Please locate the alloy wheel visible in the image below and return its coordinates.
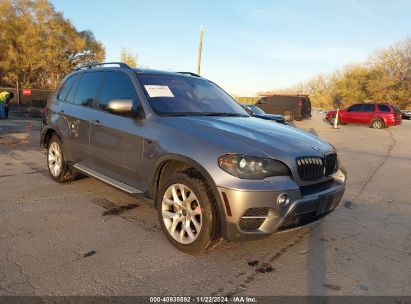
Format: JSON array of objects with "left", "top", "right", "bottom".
[
  {"left": 161, "top": 183, "right": 202, "bottom": 244},
  {"left": 48, "top": 142, "right": 63, "bottom": 177},
  {"left": 373, "top": 120, "right": 383, "bottom": 129}
]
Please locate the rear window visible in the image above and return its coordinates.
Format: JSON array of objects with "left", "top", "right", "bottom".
[
  {"left": 248, "top": 105, "right": 265, "bottom": 115},
  {"left": 378, "top": 105, "right": 391, "bottom": 112},
  {"left": 58, "top": 75, "right": 79, "bottom": 102},
  {"left": 392, "top": 105, "right": 401, "bottom": 113}
]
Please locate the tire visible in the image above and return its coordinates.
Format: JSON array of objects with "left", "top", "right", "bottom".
[
  {"left": 157, "top": 170, "right": 222, "bottom": 255},
  {"left": 371, "top": 119, "right": 384, "bottom": 129},
  {"left": 330, "top": 116, "right": 337, "bottom": 125},
  {"left": 284, "top": 111, "right": 294, "bottom": 122},
  {"left": 47, "top": 135, "right": 76, "bottom": 183}
]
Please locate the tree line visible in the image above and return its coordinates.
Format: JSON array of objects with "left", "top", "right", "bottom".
[
  {"left": 0, "top": 0, "right": 105, "bottom": 89},
  {"left": 263, "top": 38, "right": 411, "bottom": 110}
]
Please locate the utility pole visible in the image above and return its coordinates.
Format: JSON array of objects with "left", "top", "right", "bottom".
[{"left": 197, "top": 25, "right": 204, "bottom": 75}]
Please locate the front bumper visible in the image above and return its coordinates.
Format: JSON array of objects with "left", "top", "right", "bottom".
[{"left": 218, "top": 169, "right": 346, "bottom": 241}]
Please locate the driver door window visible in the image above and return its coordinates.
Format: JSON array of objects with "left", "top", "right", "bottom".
[
  {"left": 348, "top": 104, "right": 363, "bottom": 112},
  {"left": 98, "top": 72, "right": 140, "bottom": 111}
]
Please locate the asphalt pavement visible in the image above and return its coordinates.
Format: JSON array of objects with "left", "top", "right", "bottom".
[{"left": 0, "top": 112, "right": 410, "bottom": 296}]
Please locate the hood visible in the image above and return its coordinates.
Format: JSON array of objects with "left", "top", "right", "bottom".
[
  {"left": 159, "top": 116, "right": 333, "bottom": 159},
  {"left": 253, "top": 113, "right": 284, "bottom": 120}
]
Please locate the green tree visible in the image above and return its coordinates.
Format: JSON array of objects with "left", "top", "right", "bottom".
[
  {"left": 333, "top": 64, "right": 372, "bottom": 106},
  {"left": 0, "top": 0, "right": 105, "bottom": 89},
  {"left": 120, "top": 48, "right": 138, "bottom": 68},
  {"left": 367, "top": 38, "right": 411, "bottom": 108}
]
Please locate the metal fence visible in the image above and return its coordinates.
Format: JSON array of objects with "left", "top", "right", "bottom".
[
  {"left": 234, "top": 96, "right": 261, "bottom": 105},
  {"left": 0, "top": 86, "right": 53, "bottom": 117}
]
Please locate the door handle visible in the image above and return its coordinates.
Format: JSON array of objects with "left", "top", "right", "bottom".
[{"left": 91, "top": 119, "right": 101, "bottom": 126}]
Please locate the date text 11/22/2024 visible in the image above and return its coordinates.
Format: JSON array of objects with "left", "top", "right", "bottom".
[{"left": 149, "top": 296, "right": 257, "bottom": 303}]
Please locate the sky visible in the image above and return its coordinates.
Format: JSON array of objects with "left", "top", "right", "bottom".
[{"left": 51, "top": 0, "right": 411, "bottom": 96}]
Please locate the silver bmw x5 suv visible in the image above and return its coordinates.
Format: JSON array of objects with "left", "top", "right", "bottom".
[{"left": 41, "top": 62, "right": 346, "bottom": 254}]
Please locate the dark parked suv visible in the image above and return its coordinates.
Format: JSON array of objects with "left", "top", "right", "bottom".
[
  {"left": 41, "top": 62, "right": 346, "bottom": 254},
  {"left": 256, "top": 95, "right": 312, "bottom": 122}
]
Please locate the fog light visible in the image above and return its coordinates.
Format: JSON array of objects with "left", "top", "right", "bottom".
[{"left": 277, "top": 193, "right": 289, "bottom": 207}]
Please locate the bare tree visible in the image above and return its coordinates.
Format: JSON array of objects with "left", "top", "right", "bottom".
[{"left": 120, "top": 48, "right": 138, "bottom": 68}]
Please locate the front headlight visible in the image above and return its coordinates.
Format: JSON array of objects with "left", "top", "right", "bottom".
[{"left": 218, "top": 154, "right": 290, "bottom": 180}]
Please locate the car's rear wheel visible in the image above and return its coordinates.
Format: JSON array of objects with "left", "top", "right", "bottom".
[
  {"left": 371, "top": 119, "right": 384, "bottom": 129},
  {"left": 157, "top": 171, "right": 221, "bottom": 255},
  {"left": 47, "top": 135, "right": 76, "bottom": 183}
]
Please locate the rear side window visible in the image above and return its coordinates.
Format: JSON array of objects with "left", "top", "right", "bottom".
[
  {"left": 378, "top": 105, "right": 391, "bottom": 112},
  {"left": 99, "top": 72, "right": 139, "bottom": 111},
  {"left": 58, "top": 75, "right": 79, "bottom": 102},
  {"left": 72, "top": 72, "right": 105, "bottom": 107},
  {"left": 65, "top": 75, "right": 80, "bottom": 103},
  {"left": 361, "top": 104, "right": 375, "bottom": 112},
  {"left": 348, "top": 104, "right": 362, "bottom": 112}
]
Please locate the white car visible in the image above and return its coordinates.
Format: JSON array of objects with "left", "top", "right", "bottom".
[{"left": 401, "top": 110, "right": 411, "bottom": 120}]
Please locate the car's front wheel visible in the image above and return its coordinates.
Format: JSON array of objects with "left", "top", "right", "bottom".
[
  {"left": 283, "top": 111, "right": 294, "bottom": 122},
  {"left": 47, "top": 135, "right": 76, "bottom": 183},
  {"left": 329, "top": 115, "right": 339, "bottom": 125},
  {"left": 157, "top": 171, "right": 222, "bottom": 254}
]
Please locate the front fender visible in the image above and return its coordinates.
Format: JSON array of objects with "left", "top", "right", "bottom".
[{"left": 149, "top": 153, "right": 229, "bottom": 239}]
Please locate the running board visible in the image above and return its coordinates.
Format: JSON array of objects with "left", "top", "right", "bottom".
[{"left": 73, "top": 163, "right": 143, "bottom": 194}]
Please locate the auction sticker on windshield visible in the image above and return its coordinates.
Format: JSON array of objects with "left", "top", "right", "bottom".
[{"left": 144, "top": 85, "right": 174, "bottom": 98}]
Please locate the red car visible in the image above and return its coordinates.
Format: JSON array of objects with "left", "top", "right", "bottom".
[{"left": 325, "top": 103, "right": 402, "bottom": 129}]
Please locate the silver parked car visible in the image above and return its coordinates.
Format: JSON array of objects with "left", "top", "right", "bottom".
[
  {"left": 41, "top": 62, "right": 346, "bottom": 254},
  {"left": 401, "top": 110, "right": 411, "bottom": 120}
]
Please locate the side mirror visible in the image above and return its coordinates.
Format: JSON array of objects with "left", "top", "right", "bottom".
[
  {"left": 106, "top": 99, "right": 141, "bottom": 117},
  {"left": 244, "top": 107, "right": 253, "bottom": 116}
]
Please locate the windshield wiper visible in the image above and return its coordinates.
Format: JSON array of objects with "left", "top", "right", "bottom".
[{"left": 159, "top": 112, "right": 205, "bottom": 117}]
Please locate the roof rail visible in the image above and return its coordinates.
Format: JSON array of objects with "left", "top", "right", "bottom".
[
  {"left": 75, "top": 62, "right": 130, "bottom": 71},
  {"left": 178, "top": 72, "right": 200, "bottom": 77}
]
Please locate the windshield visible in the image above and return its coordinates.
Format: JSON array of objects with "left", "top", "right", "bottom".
[
  {"left": 137, "top": 74, "right": 249, "bottom": 117},
  {"left": 248, "top": 105, "right": 266, "bottom": 115}
]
